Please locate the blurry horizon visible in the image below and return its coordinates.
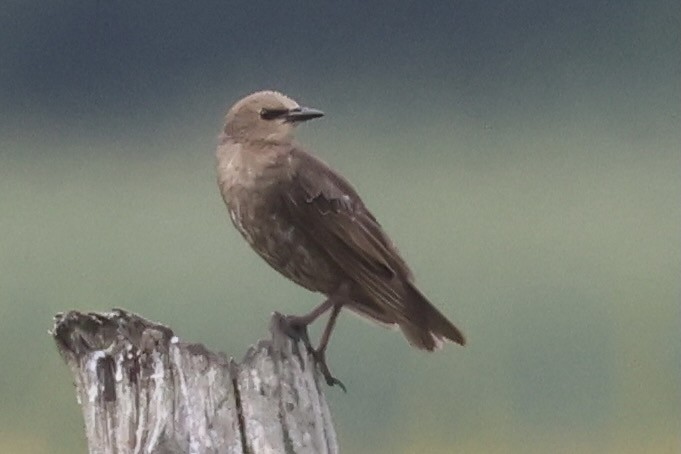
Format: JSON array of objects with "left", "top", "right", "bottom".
[{"left": 1, "top": 1, "right": 680, "bottom": 453}]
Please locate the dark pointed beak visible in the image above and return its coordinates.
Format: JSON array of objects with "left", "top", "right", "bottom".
[{"left": 285, "top": 106, "right": 325, "bottom": 122}]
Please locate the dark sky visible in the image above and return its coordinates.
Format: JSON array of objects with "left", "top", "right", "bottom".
[{"left": 2, "top": 0, "right": 678, "bottom": 138}]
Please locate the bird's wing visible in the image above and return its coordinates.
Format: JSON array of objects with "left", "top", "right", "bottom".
[{"left": 282, "top": 148, "right": 415, "bottom": 322}]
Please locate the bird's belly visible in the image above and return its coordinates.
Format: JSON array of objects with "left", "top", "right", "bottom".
[{"left": 229, "top": 199, "right": 340, "bottom": 294}]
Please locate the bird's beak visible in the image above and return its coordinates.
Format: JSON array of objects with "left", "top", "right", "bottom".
[{"left": 285, "top": 106, "right": 325, "bottom": 122}]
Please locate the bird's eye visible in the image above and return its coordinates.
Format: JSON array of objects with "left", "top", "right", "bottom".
[{"left": 260, "top": 108, "right": 288, "bottom": 120}]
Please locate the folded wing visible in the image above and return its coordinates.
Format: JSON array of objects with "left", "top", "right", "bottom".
[{"left": 282, "top": 148, "right": 465, "bottom": 349}]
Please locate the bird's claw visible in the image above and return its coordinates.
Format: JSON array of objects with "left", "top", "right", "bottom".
[{"left": 310, "top": 349, "right": 347, "bottom": 392}]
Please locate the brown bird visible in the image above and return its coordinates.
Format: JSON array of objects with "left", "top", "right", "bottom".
[{"left": 216, "top": 91, "right": 465, "bottom": 387}]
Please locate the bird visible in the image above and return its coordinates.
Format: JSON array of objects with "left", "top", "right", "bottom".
[{"left": 216, "top": 90, "right": 465, "bottom": 387}]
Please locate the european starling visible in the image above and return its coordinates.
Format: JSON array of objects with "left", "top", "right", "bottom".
[{"left": 216, "top": 91, "right": 465, "bottom": 386}]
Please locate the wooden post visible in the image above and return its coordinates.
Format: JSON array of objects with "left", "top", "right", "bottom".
[{"left": 51, "top": 309, "right": 338, "bottom": 454}]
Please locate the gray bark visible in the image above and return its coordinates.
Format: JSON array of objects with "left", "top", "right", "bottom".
[{"left": 52, "top": 309, "right": 338, "bottom": 454}]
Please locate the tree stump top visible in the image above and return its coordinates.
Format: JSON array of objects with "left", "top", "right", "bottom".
[{"left": 52, "top": 309, "right": 338, "bottom": 454}]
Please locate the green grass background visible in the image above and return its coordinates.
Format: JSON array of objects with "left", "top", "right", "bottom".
[{"left": 1, "top": 89, "right": 678, "bottom": 452}]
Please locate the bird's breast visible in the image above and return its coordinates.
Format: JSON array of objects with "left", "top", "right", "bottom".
[
  {"left": 217, "top": 146, "right": 341, "bottom": 293},
  {"left": 227, "top": 191, "right": 339, "bottom": 293},
  {"left": 218, "top": 152, "right": 293, "bottom": 249}
]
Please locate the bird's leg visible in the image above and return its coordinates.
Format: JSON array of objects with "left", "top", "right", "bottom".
[
  {"left": 285, "top": 298, "right": 335, "bottom": 327},
  {"left": 282, "top": 283, "right": 351, "bottom": 390},
  {"left": 310, "top": 301, "right": 347, "bottom": 391},
  {"left": 317, "top": 302, "right": 341, "bottom": 355}
]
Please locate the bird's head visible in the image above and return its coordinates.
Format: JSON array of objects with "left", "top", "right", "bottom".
[{"left": 223, "top": 91, "right": 324, "bottom": 143}]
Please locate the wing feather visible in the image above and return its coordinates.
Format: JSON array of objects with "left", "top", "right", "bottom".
[{"left": 282, "top": 149, "right": 414, "bottom": 323}]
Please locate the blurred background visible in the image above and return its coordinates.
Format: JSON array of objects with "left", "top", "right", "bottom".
[{"left": 1, "top": 1, "right": 679, "bottom": 452}]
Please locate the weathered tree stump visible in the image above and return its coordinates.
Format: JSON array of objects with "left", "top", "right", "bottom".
[{"left": 51, "top": 309, "right": 338, "bottom": 454}]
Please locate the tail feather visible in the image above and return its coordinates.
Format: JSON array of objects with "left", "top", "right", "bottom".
[{"left": 399, "top": 283, "right": 466, "bottom": 351}]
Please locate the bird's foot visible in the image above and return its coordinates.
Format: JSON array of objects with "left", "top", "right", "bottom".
[
  {"left": 310, "top": 349, "right": 346, "bottom": 392},
  {"left": 280, "top": 314, "right": 315, "bottom": 353},
  {"left": 279, "top": 311, "right": 346, "bottom": 391}
]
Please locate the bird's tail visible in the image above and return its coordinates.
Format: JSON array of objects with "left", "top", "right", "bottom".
[{"left": 399, "top": 283, "right": 466, "bottom": 351}]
